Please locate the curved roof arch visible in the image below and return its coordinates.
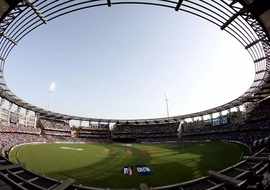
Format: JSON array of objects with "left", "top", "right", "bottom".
[{"left": 0, "top": 0, "right": 269, "bottom": 124}]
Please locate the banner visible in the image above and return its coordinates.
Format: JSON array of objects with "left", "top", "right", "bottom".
[
  {"left": 123, "top": 165, "right": 152, "bottom": 176},
  {"left": 136, "top": 165, "right": 152, "bottom": 176},
  {"left": 123, "top": 166, "right": 133, "bottom": 176}
]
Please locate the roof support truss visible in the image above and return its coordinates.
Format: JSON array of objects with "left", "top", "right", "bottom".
[
  {"left": 221, "top": 7, "right": 247, "bottom": 30},
  {"left": 0, "top": 32, "right": 17, "bottom": 45},
  {"left": 245, "top": 38, "right": 265, "bottom": 49},
  {"left": 254, "top": 57, "right": 267, "bottom": 63},
  {"left": 24, "top": 0, "right": 47, "bottom": 24},
  {"left": 107, "top": 0, "right": 111, "bottom": 7},
  {"left": 175, "top": 0, "right": 183, "bottom": 11}
]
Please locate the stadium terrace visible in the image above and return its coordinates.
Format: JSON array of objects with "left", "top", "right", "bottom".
[{"left": 0, "top": 0, "right": 269, "bottom": 190}]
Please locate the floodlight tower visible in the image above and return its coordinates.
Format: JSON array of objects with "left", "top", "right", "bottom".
[{"left": 165, "top": 93, "right": 170, "bottom": 119}]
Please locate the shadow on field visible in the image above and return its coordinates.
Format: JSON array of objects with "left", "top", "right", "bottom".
[
  {"left": 46, "top": 144, "right": 152, "bottom": 187},
  {"left": 160, "top": 141, "right": 247, "bottom": 178},
  {"left": 45, "top": 144, "right": 196, "bottom": 188},
  {"left": 45, "top": 142, "right": 246, "bottom": 188}
]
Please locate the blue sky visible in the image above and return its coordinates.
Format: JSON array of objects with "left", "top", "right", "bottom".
[{"left": 5, "top": 6, "right": 254, "bottom": 119}]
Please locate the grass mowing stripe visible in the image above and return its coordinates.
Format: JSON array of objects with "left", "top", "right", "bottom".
[{"left": 9, "top": 141, "right": 248, "bottom": 188}]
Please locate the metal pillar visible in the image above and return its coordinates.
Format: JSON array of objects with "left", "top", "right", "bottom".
[
  {"left": 16, "top": 106, "right": 20, "bottom": 126},
  {"left": 34, "top": 112, "right": 39, "bottom": 128},
  {"left": 7, "top": 102, "right": 12, "bottom": 127},
  {"left": 0, "top": 98, "right": 4, "bottom": 124},
  {"left": 200, "top": 116, "right": 204, "bottom": 121},
  {"left": 0, "top": 98, "right": 5, "bottom": 107},
  {"left": 25, "top": 110, "right": 29, "bottom": 127},
  {"left": 68, "top": 120, "right": 72, "bottom": 128},
  {"left": 210, "top": 113, "right": 213, "bottom": 126}
]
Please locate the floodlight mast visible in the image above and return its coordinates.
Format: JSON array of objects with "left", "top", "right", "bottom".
[{"left": 165, "top": 94, "right": 169, "bottom": 119}]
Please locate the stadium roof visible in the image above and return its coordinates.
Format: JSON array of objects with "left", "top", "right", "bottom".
[{"left": 0, "top": 0, "right": 269, "bottom": 124}]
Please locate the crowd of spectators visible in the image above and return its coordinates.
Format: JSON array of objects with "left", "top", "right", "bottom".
[
  {"left": 76, "top": 125, "right": 111, "bottom": 140},
  {"left": 0, "top": 133, "right": 47, "bottom": 154},
  {"left": 0, "top": 132, "right": 97, "bottom": 156},
  {"left": 1, "top": 106, "right": 270, "bottom": 154},
  {"left": 0, "top": 123, "right": 40, "bottom": 134},
  {"left": 38, "top": 119, "right": 72, "bottom": 137},
  {"left": 0, "top": 120, "right": 114, "bottom": 156},
  {"left": 181, "top": 116, "right": 270, "bottom": 146},
  {"left": 112, "top": 122, "right": 179, "bottom": 142},
  {"left": 39, "top": 119, "right": 71, "bottom": 131}
]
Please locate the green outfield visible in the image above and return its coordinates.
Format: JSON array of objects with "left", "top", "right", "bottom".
[{"left": 9, "top": 141, "right": 248, "bottom": 188}]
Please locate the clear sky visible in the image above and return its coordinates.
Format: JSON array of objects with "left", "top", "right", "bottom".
[{"left": 4, "top": 5, "right": 254, "bottom": 119}]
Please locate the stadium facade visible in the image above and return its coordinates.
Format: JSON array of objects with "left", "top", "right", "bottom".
[{"left": 0, "top": 0, "right": 270, "bottom": 189}]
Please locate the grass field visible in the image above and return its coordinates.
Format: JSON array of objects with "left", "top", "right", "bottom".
[{"left": 9, "top": 141, "right": 248, "bottom": 188}]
